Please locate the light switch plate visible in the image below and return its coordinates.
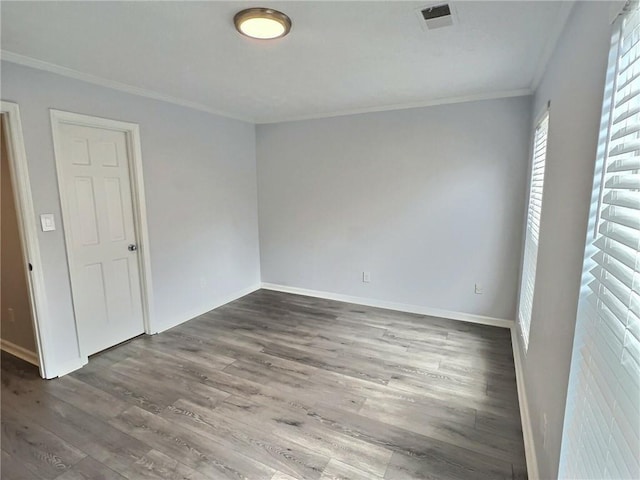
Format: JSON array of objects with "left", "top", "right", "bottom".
[{"left": 40, "top": 213, "right": 56, "bottom": 232}]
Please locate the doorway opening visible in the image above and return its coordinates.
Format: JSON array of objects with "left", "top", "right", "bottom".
[
  {"left": 1, "top": 113, "right": 38, "bottom": 364},
  {"left": 0, "top": 102, "right": 47, "bottom": 377}
]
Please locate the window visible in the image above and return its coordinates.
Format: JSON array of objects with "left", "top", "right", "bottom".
[
  {"left": 559, "top": 3, "right": 640, "bottom": 479},
  {"left": 518, "top": 111, "right": 549, "bottom": 349}
]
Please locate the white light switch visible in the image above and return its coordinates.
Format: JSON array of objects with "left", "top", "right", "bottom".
[{"left": 40, "top": 213, "right": 56, "bottom": 232}]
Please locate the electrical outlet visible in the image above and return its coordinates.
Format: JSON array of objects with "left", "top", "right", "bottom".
[
  {"left": 8, "top": 308, "right": 15, "bottom": 323},
  {"left": 362, "top": 271, "right": 371, "bottom": 283},
  {"left": 475, "top": 283, "right": 483, "bottom": 294}
]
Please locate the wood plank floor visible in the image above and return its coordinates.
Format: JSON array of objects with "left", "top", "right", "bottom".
[{"left": 1, "top": 290, "right": 527, "bottom": 479}]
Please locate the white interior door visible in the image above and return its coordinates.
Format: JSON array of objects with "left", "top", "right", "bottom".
[{"left": 56, "top": 122, "right": 145, "bottom": 356}]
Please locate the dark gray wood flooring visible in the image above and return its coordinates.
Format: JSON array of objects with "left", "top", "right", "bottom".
[{"left": 1, "top": 289, "right": 527, "bottom": 479}]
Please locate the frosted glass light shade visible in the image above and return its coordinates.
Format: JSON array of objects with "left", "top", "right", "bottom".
[{"left": 234, "top": 8, "right": 291, "bottom": 40}]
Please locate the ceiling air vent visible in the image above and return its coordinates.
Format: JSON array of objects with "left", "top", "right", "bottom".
[{"left": 420, "top": 3, "right": 454, "bottom": 30}]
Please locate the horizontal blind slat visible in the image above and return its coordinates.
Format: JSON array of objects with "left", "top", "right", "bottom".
[
  {"left": 617, "top": 69, "right": 640, "bottom": 92},
  {"left": 613, "top": 105, "right": 640, "bottom": 124},
  {"left": 602, "top": 190, "right": 640, "bottom": 209},
  {"left": 606, "top": 156, "right": 640, "bottom": 172},
  {"left": 597, "top": 223, "right": 640, "bottom": 251},
  {"left": 588, "top": 280, "right": 630, "bottom": 323},
  {"left": 594, "top": 236, "right": 636, "bottom": 269},
  {"left": 610, "top": 123, "right": 640, "bottom": 140},
  {"left": 608, "top": 141, "right": 640, "bottom": 156},
  {"left": 590, "top": 256, "right": 635, "bottom": 289},
  {"left": 615, "top": 87, "right": 640, "bottom": 108},
  {"left": 600, "top": 205, "right": 640, "bottom": 231},
  {"left": 604, "top": 173, "right": 640, "bottom": 190},
  {"left": 595, "top": 269, "right": 635, "bottom": 305}
]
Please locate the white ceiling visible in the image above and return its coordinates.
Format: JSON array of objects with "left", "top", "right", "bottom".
[{"left": 1, "top": 1, "right": 572, "bottom": 123}]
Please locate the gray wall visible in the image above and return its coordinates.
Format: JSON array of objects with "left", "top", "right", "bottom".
[
  {"left": 257, "top": 96, "right": 531, "bottom": 320},
  {"left": 514, "top": 2, "right": 612, "bottom": 478},
  {"left": 1, "top": 61, "right": 260, "bottom": 374},
  {"left": 1, "top": 114, "right": 37, "bottom": 353}
]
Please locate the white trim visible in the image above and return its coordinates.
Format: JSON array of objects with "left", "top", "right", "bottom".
[
  {"left": 511, "top": 327, "right": 539, "bottom": 480},
  {"left": 258, "top": 89, "right": 532, "bottom": 125},
  {"left": 529, "top": 1, "right": 575, "bottom": 90},
  {"left": 261, "top": 283, "right": 514, "bottom": 329},
  {"left": 0, "top": 339, "right": 39, "bottom": 367},
  {"left": 156, "top": 284, "right": 261, "bottom": 333},
  {"left": 49, "top": 109, "right": 156, "bottom": 355},
  {"left": 52, "top": 357, "right": 88, "bottom": 378},
  {"left": 1, "top": 51, "right": 249, "bottom": 123},
  {"left": 126, "top": 122, "right": 156, "bottom": 335},
  {"left": 0, "top": 101, "right": 51, "bottom": 379},
  {"left": 1, "top": 51, "right": 532, "bottom": 125}
]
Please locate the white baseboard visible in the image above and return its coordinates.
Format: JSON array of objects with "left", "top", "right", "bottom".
[
  {"left": 511, "top": 327, "right": 538, "bottom": 480},
  {"left": 0, "top": 338, "right": 39, "bottom": 366},
  {"left": 157, "top": 284, "right": 262, "bottom": 334},
  {"left": 260, "top": 283, "right": 514, "bottom": 329}
]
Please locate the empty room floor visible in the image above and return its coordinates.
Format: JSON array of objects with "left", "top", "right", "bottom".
[{"left": 1, "top": 290, "right": 527, "bottom": 479}]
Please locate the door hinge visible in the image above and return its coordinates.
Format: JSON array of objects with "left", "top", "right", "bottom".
[{"left": 28, "top": 263, "right": 33, "bottom": 271}]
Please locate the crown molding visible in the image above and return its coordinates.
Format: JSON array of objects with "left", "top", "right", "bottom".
[
  {"left": 529, "top": 1, "right": 575, "bottom": 91},
  {"left": 1, "top": 50, "right": 252, "bottom": 123},
  {"left": 2, "top": 50, "right": 532, "bottom": 126},
  {"left": 257, "top": 88, "right": 533, "bottom": 124}
]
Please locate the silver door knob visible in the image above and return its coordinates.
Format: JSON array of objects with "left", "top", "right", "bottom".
[{"left": 128, "top": 244, "right": 138, "bottom": 252}]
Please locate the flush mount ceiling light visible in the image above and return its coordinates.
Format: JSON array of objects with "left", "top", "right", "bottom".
[{"left": 234, "top": 7, "right": 292, "bottom": 40}]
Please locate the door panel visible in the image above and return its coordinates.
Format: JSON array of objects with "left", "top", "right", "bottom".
[
  {"left": 73, "top": 177, "right": 99, "bottom": 245},
  {"left": 57, "top": 123, "right": 144, "bottom": 356},
  {"left": 104, "top": 178, "right": 126, "bottom": 241}
]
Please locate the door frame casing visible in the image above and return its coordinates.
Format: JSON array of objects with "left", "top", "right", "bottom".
[
  {"left": 0, "top": 101, "right": 49, "bottom": 378},
  {"left": 50, "top": 109, "right": 156, "bottom": 358}
]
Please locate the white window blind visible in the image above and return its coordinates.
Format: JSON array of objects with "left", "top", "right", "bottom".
[
  {"left": 560, "top": 3, "right": 640, "bottom": 479},
  {"left": 518, "top": 112, "right": 549, "bottom": 349}
]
